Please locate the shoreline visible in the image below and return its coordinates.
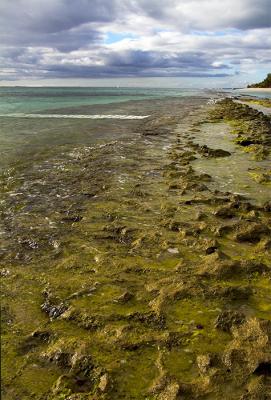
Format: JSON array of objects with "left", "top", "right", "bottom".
[
  {"left": 2, "top": 96, "right": 271, "bottom": 399},
  {"left": 237, "top": 88, "right": 271, "bottom": 93}
]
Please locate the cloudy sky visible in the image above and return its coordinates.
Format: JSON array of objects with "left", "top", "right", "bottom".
[{"left": 0, "top": 0, "right": 270, "bottom": 87}]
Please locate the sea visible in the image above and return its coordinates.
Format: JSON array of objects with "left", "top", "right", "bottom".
[
  {"left": 0, "top": 86, "right": 269, "bottom": 169},
  {"left": 0, "top": 87, "right": 208, "bottom": 168}
]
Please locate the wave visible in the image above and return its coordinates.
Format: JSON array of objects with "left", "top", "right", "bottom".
[{"left": 0, "top": 113, "right": 150, "bottom": 120}]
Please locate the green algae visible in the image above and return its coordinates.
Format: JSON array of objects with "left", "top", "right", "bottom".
[{"left": 1, "top": 97, "right": 271, "bottom": 399}]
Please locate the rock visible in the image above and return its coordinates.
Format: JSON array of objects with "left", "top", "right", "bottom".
[
  {"left": 223, "top": 318, "right": 271, "bottom": 374},
  {"left": 115, "top": 291, "right": 134, "bottom": 304},
  {"left": 51, "top": 373, "right": 92, "bottom": 397},
  {"left": 210, "top": 286, "right": 252, "bottom": 301},
  {"left": 214, "top": 206, "right": 236, "bottom": 219},
  {"left": 240, "top": 260, "right": 270, "bottom": 276},
  {"left": 41, "top": 290, "right": 68, "bottom": 320},
  {"left": 42, "top": 339, "right": 94, "bottom": 377},
  {"left": 0, "top": 268, "right": 10, "bottom": 277},
  {"left": 158, "top": 381, "right": 180, "bottom": 400},
  {"left": 215, "top": 310, "right": 246, "bottom": 332},
  {"left": 62, "top": 214, "right": 83, "bottom": 223},
  {"left": 18, "top": 329, "right": 52, "bottom": 354},
  {"left": 98, "top": 373, "right": 110, "bottom": 392},
  {"left": 263, "top": 201, "right": 271, "bottom": 213},
  {"left": 198, "top": 145, "right": 231, "bottom": 158},
  {"left": 234, "top": 223, "right": 270, "bottom": 243},
  {"left": 197, "top": 354, "right": 213, "bottom": 374},
  {"left": 167, "top": 248, "right": 179, "bottom": 254},
  {"left": 240, "top": 376, "right": 271, "bottom": 400},
  {"left": 41, "top": 301, "right": 68, "bottom": 319},
  {"left": 200, "top": 238, "right": 219, "bottom": 255},
  {"left": 198, "top": 258, "right": 240, "bottom": 278},
  {"left": 128, "top": 311, "right": 165, "bottom": 328}
]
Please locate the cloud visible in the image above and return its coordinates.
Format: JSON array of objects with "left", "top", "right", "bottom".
[{"left": 0, "top": 0, "right": 270, "bottom": 81}]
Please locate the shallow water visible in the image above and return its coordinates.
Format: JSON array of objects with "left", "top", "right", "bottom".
[
  {"left": 0, "top": 87, "right": 206, "bottom": 170},
  {"left": 190, "top": 122, "right": 271, "bottom": 204}
]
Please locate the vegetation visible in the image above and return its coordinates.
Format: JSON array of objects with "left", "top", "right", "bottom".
[{"left": 247, "top": 73, "right": 271, "bottom": 88}]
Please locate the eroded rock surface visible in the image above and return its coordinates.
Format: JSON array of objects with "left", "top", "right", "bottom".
[{"left": 1, "top": 96, "right": 270, "bottom": 399}]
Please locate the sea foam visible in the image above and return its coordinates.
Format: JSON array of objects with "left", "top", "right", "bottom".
[{"left": 0, "top": 113, "right": 150, "bottom": 120}]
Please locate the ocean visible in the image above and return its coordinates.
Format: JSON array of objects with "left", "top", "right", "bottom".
[{"left": 0, "top": 87, "right": 205, "bottom": 168}]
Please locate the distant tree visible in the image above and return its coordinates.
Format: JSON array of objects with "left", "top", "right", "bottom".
[{"left": 247, "top": 73, "right": 271, "bottom": 88}]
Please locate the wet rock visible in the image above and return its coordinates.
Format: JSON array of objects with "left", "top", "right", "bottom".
[
  {"left": 223, "top": 318, "right": 271, "bottom": 374},
  {"left": 18, "top": 329, "right": 52, "bottom": 354},
  {"left": 60, "top": 307, "right": 102, "bottom": 330},
  {"left": 67, "top": 285, "right": 98, "bottom": 300},
  {"left": 98, "top": 373, "right": 110, "bottom": 392},
  {"left": 198, "top": 145, "right": 231, "bottom": 158},
  {"left": 114, "top": 291, "right": 134, "bottom": 304},
  {"left": 240, "top": 376, "right": 271, "bottom": 400},
  {"left": 210, "top": 286, "right": 252, "bottom": 301},
  {"left": 198, "top": 173, "right": 212, "bottom": 181},
  {"left": 128, "top": 311, "right": 165, "bottom": 328},
  {"left": 257, "top": 238, "right": 271, "bottom": 251},
  {"left": 162, "top": 331, "right": 190, "bottom": 349},
  {"left": 41, "top": 290, "right": 68, "bottom": 320},
  {"left": 179, "top": 221, "right": 207, "bottom": 238},
  {"left": 18, "top": 237, "right": 39, "bottom": 249},
  {"left": 234, "top": 223, "right": 270, "bottom": 243},
  {"left": 165, "top": 220, "right": 182, "bottom": 232},
  {"left": 62, "top": 215, "right": 83, "bottom": 223},
  {"left": 195, "top": 211, "right": 208, "bottom": 221},
  {"left": 51, "top": 373, "right": 93, "bottom": 397},
  {"left": 198, "top": 256, "right": 240, "bottom": 279},
  {"left": 41, "top": 303, "right": 67, "bottom": 320},
  {"left": 102, "top": 223, "right": 136, "bottom": 244},
  {"left": 42, "top": 339, "right": 94, "bottom": 377},
  {"left": 197, "top": 354, "right": 219, "bottom": 375},
  {"left": 262, "top": 201, "right": 271, "bottom": 213},
  {"left": 157, "top": 381, "right": 180, "bottom": 400},
  {"left": 215, "top": 310, "right": 246, "bottom": 332},
  {"left": 214, "top": 205, "right": 236, "bottom": 219},
  {"left": 0, "top": 268, "right": 10, "bottom": 277},
  {"left": 167, "top": 247, "right": 179, "bottom": 254},
  {"left": 200, "top": 238, "right": 219, "bottom": 255},
  {"left": 240, "top": 260, "right": 270, "bottom": 276},
  {"left": 214, "top": 223, "right": 234, "bottom": 237}
]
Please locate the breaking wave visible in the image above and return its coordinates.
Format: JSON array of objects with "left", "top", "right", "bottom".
[{"left": 0, "top": 113, "right": 150, "bottom": 120}]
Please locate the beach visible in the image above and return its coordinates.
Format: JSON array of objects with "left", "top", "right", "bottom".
[
  {"left": 238, "top": 88, "right": 271, "bottom": 93},
  {"left": 1, "top": 90, "right": 271, "bottom": 400}
]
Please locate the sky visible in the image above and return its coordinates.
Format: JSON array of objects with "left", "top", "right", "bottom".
[{"left": 0, "top": 0, "right": 270, "bottom": 87}]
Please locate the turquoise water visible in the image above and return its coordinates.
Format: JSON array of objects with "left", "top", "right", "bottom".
[
  {"left": 0, "top": 87, "right": 269, "bottom": 169},
  {"left": 0, "top": 87, "right": 202, "bottom": 115},
  {"left": 0, "top": 87, "right": 205, "bottom": 168}
]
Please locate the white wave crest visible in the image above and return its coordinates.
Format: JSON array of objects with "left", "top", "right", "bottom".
[{"left": 0, "top": 113, "right": 150, "bottom": 120}]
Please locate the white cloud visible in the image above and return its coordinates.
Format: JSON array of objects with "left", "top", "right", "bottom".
[{"left": 0, "top": 0, "right": 270, "bottom": 83}]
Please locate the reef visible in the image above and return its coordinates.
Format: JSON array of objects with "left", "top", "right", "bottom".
[{"left": 1, "top": 96, "right": 271, "bottom": 399}]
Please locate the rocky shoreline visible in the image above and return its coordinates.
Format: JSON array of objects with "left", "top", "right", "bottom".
[{"left": 1, "top": 96, "right": 271, "bottom": 400}]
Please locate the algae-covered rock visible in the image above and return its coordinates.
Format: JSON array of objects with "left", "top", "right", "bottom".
[
  {"left": 223, "top": 318, "right": 271, "bottom": 375},
  {"left": 41, "top": 289, "right": 68, "bottom": 320},
  {"left": 240, "top": 376, "right": 271, "bottom": 400},
  {"left": 234, "top": 223, "right": 270, "bottom": 243},
  {"left": 215, "top": 310, "right": 246, "bottom": 332},
  {"left": 157, "top": 381, "right": 180, "bottom": 400},
  {"left": 198, "top": 144, "right": 231, "bottom": 158}
]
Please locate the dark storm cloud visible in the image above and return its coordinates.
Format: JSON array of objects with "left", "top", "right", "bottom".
[
  {"left": 0, "top": 48, "right": 231, "bottom": 80},
  {"left": 0, "top": 0, "right": 118, "bottom": 34}
]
